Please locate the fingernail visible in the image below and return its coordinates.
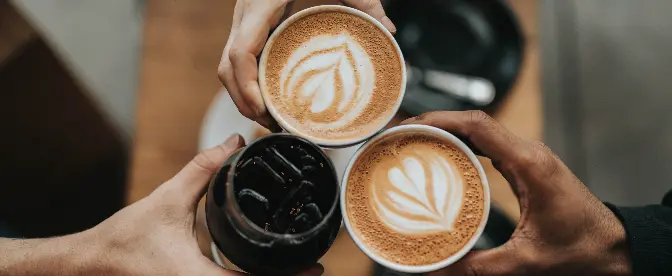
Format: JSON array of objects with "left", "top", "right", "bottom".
[
  {"left": 381, "top": 16, "right": 397, "bottom": 34},
  {"left": 223, "top": 134, "right": 241, "bottom": 148}
]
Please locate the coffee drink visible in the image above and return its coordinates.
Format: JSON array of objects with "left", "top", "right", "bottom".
[
  {"left": 206, "top": 134, "right": 342, "bottom": 275},
  {"left": 259, "top": 6, "right": 405, "bottom": 147},
  {"left": 344, "top": 128, "right": 487, "bottom": 267}
]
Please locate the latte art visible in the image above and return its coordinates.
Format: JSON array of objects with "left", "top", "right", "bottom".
[
  {"left": 345, "top": 132, "right": 486, "bottom": 266},
  {"left": 372, "top": 148, "right": 464, "bottom": 235},
  {"left": 260, "top": 9, "right": 404, "bottom": 145},
  {"left": 280, "top": 33, "right": 375, "bottom": 128}
]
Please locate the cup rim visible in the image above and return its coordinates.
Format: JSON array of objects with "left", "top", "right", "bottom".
[
  {"left": 339, "top": 124, "right": 491, "bottom": 273},
  {"left": 258, "top": 5, "right": 407, "bottom": 148}
]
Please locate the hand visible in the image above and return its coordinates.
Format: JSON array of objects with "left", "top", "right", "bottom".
[
  {"left": 218, "top": 0, "right": 396, "bottom": 129},
  {"left": 403, "top": 111, "right": 631, "bottom": 276},
  {"left": 82, "top": 134, "right": 323, "bottom": 275}
]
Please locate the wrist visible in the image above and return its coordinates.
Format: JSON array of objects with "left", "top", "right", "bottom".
[{"left": 592, "top": 203, "right": 631, "bottom": 276}]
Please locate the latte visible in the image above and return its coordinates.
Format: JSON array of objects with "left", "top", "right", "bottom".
[
  {"left": 342, "top": 126, "right": 489, "bottom": 270},
  {"left": 259, "top": 6, "right": 405, "bottom": 147}
]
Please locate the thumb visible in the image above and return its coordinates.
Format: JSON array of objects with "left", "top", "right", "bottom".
[
  {"left": 166, "top": 134, "right": 245, "bottom": 205},
  {"left": 341, "top": 0, "right": 396, "bottom": 34},
  {"left": 428, "top": 243, "right": 523, "bottom": 276}
]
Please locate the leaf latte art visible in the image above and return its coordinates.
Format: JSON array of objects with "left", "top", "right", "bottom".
[
  {"left": 279, "top": 32, "right": 375, "bottom": 128},
  {"left": 371, "top": 147, "right": 464, "bottom": 235}
]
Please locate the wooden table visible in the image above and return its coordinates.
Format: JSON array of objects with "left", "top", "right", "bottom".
[{"left": 129, "top": 0, "right": 540, "bottom": 275}]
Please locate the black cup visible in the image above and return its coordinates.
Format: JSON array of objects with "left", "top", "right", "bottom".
[{"left": 206, "top": 134, "right": 341, "bottom": 275}]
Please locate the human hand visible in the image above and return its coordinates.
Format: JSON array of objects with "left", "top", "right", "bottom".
[
  {"left": 403, "top": 111, "right": 631, "bottom": 276},
  {"left": 82, "top": 134, "right": 323, "bottom": 275},
  {"left": 218, "top": 0, "right": 396, "bottom": 129}
]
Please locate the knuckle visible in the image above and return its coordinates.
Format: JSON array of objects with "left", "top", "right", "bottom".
[
  {"left": 362, "top": 0, "right": 379, "bottom": 9},
  {"left": 240, "top": 106, "right": 260, "bottom": 120},
  {"left": 228, "top": 46, "right": 240, "bottom": 64},
  {"left": 192, "top": 150, "right": 218, "bottom": 173},
  {"left": 217, "top": 62, "right": 232, "bottom": 84},
  {"left": 465, "top": 263, "right": 481, "bottom": 276},
  {"left": 229, "top": 94, "right": 261, "bottom": 119},
  {"left": 531, "top": 142, "right": 559, "bottom": 172},
  {"left": 515, "top": 141, "right": 560, "bottom": 179},
  {"left": 531, "top": 141, "right": 552, "bottom": 154},
  {"left": 228, "top": 45, "right": 245, "bottom": 65},
  {"left": 501, "top": 144, "right": 538, "bottom": 176},
  {"left": 466, "top": 110, "right": 492, "bottom": 126},
  {"left": 417, "top": 111, "right": 444, "bottom": 122}
]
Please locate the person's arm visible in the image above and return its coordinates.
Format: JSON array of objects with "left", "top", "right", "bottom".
[
  {"left": 0, "top": 134, "right": 322, "bottom": 276},
  {"left": 605, "top": 190, "right": 672, "bottom": 276},
  {"left": 405, "top": 111, "right": 631, "bottom": 276},
  {"left": 0, "top": 233, "right": 103, "bottom": 276}
]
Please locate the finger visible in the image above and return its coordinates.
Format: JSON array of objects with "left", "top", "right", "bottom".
[
  {"left": 341, "top": 0, "right": 396, "bottom": 34},
  {"left": 167, "top": 134, "right": 245, "bottom": 205},
  {"left": 280, "top": 0, "right": 295, "bottom": 23},
  {"left": 219, "top": 1, "right": 259, "bottom": 121},
  {"left": 402, "top": 111, "right": 533, "bottom": 167},
  {"left": 296, "top": 264, "right": 324, "bottom": 276},
  {"left": 428, "top": 244, "right": 523, "bottom": 276},
  {"left": 229, "top": 1, "right": 289, "bottom": 122}
]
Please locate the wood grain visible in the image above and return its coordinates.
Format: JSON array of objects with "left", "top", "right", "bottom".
[{"left": 128, "top": 0, "right": 235, "bottom": 203}]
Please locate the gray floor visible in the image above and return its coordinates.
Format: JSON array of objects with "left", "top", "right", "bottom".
[
  {"left": 543, "top": 0, "right": 672, "bottom": 206},
  {"left": 12, "top": 0, "right": 142, "bottom": 141}
]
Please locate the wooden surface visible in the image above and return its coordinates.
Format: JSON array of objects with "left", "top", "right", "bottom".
[
  {"left": 130, "top": 0, "right": 540, "bottom": 274},
  {"left": 128, "top": 0, "right": 235, "bottom": 202}
]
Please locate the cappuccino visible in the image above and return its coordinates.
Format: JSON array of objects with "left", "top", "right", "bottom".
[
  {"left": 342, "top": 125, "right": 489, "bottom": 271},
  {"left": 259, "top": 6, "right": 405, "bottom": 147}
]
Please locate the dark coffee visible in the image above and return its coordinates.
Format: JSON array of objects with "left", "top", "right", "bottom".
[{"left": 206, "top": 134, "right": 341, "bottom": 275}]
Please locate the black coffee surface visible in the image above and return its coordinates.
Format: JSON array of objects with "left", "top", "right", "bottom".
[{"left": 233, "top": 136, "right": 337, "bottom": 234}]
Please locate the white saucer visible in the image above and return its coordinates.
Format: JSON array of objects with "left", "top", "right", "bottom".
[{"left": 198, "top": 89, "right": 361, "bottom": 182}]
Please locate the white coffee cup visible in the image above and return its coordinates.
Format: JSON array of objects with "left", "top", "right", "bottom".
[
  {"left": 340, "top": 124, "right": 491, "bottom": 273},
  {"left": 258, "top": 5, "right": 407, "bottom": 148}
]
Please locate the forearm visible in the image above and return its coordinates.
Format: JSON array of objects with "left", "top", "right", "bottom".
[{"left": 0, "top": 231, "right": 104, "bottom": 276}]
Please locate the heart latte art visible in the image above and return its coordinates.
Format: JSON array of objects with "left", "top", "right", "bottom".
[
  {"left": 261, "top": 10, "right": 403, "bottom": 144},
  {"left": 346, "top": 133, "right": 485, "bottom": 266},
  {"left": 372, "top": 149, "right": 464, "bottom": 235}
]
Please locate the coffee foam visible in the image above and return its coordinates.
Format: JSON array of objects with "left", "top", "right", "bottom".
[
  {"left": 346, "top": 133, "right": 485, "bottom": 266},
  {"left": 263, "top": 11, "right": 402, "bottom": 142}
]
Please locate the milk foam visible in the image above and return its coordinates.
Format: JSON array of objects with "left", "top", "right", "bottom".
[
  {"left": 279, "top": 32, "right": 375, "bottom": 129},
  {"left": 346, "top": 133, "right": 485, "bottom": 266},
  {"left": 371, "top": 147, "right": 464, "bottom": 235}
]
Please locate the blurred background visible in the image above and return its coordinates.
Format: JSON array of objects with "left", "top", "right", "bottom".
[{"left": 2, "top": 0, "right": 671, "bottom": 273}]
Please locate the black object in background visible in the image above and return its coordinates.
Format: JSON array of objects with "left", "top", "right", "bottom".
[
  {"left": 206, "top": 134, "right": 341, "bottom": 275},
  {"left": 385, "top": 0, "right": 524, "bottom": 114}
]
